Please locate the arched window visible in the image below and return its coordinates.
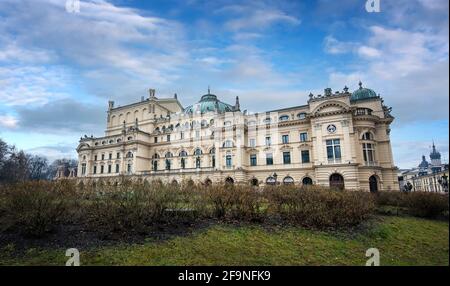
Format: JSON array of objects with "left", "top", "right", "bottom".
[
  {"left": 266, "top": 176, "right": 276, "bottom": 185},
  {"left": 302, "top": 177, "right": 313, "bottom": 185},
  {"left": 153, "top": 161, "right": 158, "bottom": 171},
  {"left": 109, "top": 139, "right": 113, "bottom": 144},
  {"left": 152, "top": 153, "right": 159, "bottom": 159},
  {"left": 116, "top": 138, "right": 122, "bottom": 143},
  {"left": 155, "top": 127, "right": 160, "bottom": 133},
  {"left": 165, "top": 152, "right": 173, "bottom": 158},
  {"left": 362, "top": 132, "right": 373, "bottom": 140},
  {"left": 127, "top": 136, "right": 133, "bottom": 141},
  {"left": 224, "top": 121, "right": 232, "bottom": 127},
  {"left": 194, "top": 148, "right": 202, "bottom": 156},
  {"left": 102, "top": 141, "right": 106, "bottom": 145},
  {"left": 126, "top": 151, "right": 133, "bottom": 158},
  {"left": 209, "top": 147, "right": 216, "bottom": 154},
  {"left": 223, "top": 140, "right": 233, "bottom": 148},
  {"left": 201, "top": 120, "right": 208, "bottom": 127},
  {"left": 250, "top": 178, "right": 259, "bottom": 186},
  {"left": 283, "top": 176, "right": 295, "bottom": 185},
  {"left": 179, "top": 150, "right": 188, "bottom": 157},
  {"left": 279, "top": 115, "right": 289, "bottom": 121}
]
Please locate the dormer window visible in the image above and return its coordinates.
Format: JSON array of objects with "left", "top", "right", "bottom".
[
  {"left": 297, "top": 112, "right": 306, "bottom": 119},
  {"left": 127, "top": 136, "right": 133, "bottom": 141},
  {"left": 279, "top": 115, "right": 289, "bottom": 121}
]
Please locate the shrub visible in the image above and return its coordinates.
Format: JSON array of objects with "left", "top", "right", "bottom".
[
  {"left": 265, "top": 186, "right": 375, "bottom": 228},
  {"left": 0, "top": 181, "right": 70, "bottom": 237},
  {"left": 374, "top": 191, "right": 449, "bottom": 219},
  {"left": 405, "top": 192, "right": 449, "bottom": 218}
]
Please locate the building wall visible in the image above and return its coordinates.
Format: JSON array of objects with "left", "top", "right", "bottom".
[{"left": 77, "top": 89, "right": 399, "bottom": 191}]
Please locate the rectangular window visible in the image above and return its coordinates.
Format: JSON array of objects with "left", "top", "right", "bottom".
[
  {"left": 101, "top": 154, "right": 105, "bottom": 160},
  {"left": 100, "top": 165, "right": 104, "bottom": 174},
  {"left": 93, "top": 165, "right": 97, "bottom": 174},
  {"left": 117, "top": 152, "right": 120, "bottom": 159},
  {"left": 265, "top": 136, "right": 271, "bottom": 146},
  {"left": 115, "top": 164, "right": 119, "bottom": 173},
  {"left": 300, "top": 132, "right": 308, "bottom": 142},
  {"left": 127, "top": 164, "right": 131, "bottom": 173},
  {"left": 154, "top": 137, "right": 158, "bottom": 143},
  {"left": 167, "top": 135, "right": 171, "bottom": 142},
  {"left": 108, "top": 165, "right": 111, "bottom": 173},
  {"left": 81, "top": 163, "right": 86, "bottom": 175},
  {"left": 109, "top": 153, "right": 112, "bottom": 160},
  {"left": 283, "top": 152, "right": 291, "bottom": 164},
  {"left": 249, "top": 138, "right": 256, "bottom": 147},
  {"left": 180, "top": 132, "right": 184, "bottom": 140},
  {"left": 94, "top": 155, "right": 97, "bottom": 161},
  {"left": 282, "top": 134, "right": 289, "bottom": 144},
  {"left": 326, "top": 139, "right": 341, "bottom": 162},
  {"left": 301, "top": 150, "right": 310, "bottom": 163},
  {"left": 226, "top": 155, "right": 232, "bottom": 167},
  {"left": 250, "top": 154, "right": 257, "bottom": 166},
  {"left": 363, "top": 143, "right": 375, "bottom": 164},
  {"left": 195, "top": 131, "right": 200, "bottom": 139},
  {"left": 266, "top": 153, "right": 273, "bottom": 165}
]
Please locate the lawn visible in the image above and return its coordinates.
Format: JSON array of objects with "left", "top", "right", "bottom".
[{"left": 1, "top": 216, "right": 448, "bottom": 266}]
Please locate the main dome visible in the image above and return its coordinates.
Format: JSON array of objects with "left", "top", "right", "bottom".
[
  {"left": 183, "top": 92, "right": 235, "bottom": 114},
  {"left": 351, "top": 81, "right": 378, "bottom": 101}
]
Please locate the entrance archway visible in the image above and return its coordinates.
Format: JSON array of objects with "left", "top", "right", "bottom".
[
  {"left": 329, "top": 173, "right": 345, "bottom": 190},
  {"left": 225, "top": 177, "right": 234, "bottom": 185},
  {"left": 250, "top": 178, "right": 259, "bottom": 186},
  {"left": 302, "top": 177, "right": 313, "bottom": 185},
  {"left": 369, "top": 175, "right": 378, "bottom": 193}
]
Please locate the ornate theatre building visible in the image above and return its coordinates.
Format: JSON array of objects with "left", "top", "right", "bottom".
[{"left": 76, "top": 82, "right": 399, "bottom": 191}]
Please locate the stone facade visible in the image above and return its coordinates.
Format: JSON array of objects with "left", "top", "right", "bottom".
[{"left": 76, "top": 83, "right": 399, "bottom": 191}]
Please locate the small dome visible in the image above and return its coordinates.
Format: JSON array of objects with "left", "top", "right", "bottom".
[
  {"left": 184, "top": 91, "right": 235, "bottom": 114},
  {"left": 351, "top": 81, "right": 378, "bottom": 101},
  {"left": 418, "top": 155, "right": 429, "bottom": 168}
]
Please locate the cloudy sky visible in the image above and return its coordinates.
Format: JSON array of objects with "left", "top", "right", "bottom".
[{"left": 0, "top": 0, "right": 448, "bottom": 168}]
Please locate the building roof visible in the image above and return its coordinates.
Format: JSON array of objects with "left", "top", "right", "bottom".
[
  {"left": 183, "top": 91, "right": 235, "bottom": 114},
  {"left": 351, "top": 81, "right": 378, "bottom": 101}
]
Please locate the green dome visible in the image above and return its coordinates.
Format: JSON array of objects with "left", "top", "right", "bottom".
[
  {"left": 184, "top": 93, "right": 235, "bottom": 114},
  {"left": 351, "top": 81, "right": 378, "bottom": 101}
]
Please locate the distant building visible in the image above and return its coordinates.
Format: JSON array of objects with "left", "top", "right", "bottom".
[
  {"left": 398, "top": 144, "right": 448, "bottom": 192},
  {"left": 54, "top": 164, "right": 77, "bottom": 180},
  {"left": 76, "top": 82, "right": 399, "bottom": 192}
]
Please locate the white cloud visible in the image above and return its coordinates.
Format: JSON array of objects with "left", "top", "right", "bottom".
[
  {"left": 216, "top": 2, "right": 300, "bottom": 32},
  {"left": 323, "top": 36, "right": 356, "bottom": 54},
  {"left": 0, "top": 115, "right": 18, "bottom": 128},
  {"left": 357, "top": 46, "right": 381, "bottom": 58}
]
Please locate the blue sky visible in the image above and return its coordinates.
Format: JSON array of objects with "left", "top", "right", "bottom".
[{"left": 0, "top": 0, "right": 448, "bottom": 168}]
